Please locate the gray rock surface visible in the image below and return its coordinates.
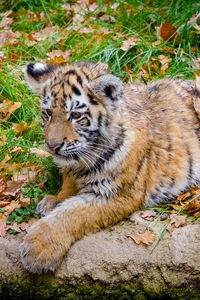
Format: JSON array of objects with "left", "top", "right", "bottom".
[{"left": 0, "top": 212, "right": 200, "bottom": 299}]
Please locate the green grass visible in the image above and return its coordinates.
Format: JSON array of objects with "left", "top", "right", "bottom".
[{"left": 0, "top": 0, "right": 199, "bottom": 225}]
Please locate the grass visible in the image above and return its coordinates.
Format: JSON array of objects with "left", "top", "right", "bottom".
[{"left": 0, "top": 0, "right": 199, "bottom": 226}]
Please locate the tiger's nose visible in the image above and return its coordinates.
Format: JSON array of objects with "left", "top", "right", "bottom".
[{"left": 46, "top": 141, "right": 63, "bottom": 152}]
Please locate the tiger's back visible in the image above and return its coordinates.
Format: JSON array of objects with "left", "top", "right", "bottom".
[{"left": 124, "top": 78, "right": 200, "bottom": 206}]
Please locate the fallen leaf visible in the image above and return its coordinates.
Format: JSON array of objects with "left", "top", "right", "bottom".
[
  {"left": 163, "top": 47, "right": 177, "bottom": 55},
  {"left": 0, "top": 16, "right": 13, "bottom": 28},
  {"left": 188, "top": 13, "right": 200, "bottom": 31},
  {"left": 124, "top": 64, "right": 134, "bottom": 75},
  {"left": 0, "top": 153, "right": 11, "bottom": 167},
  {"left": 158, "top": 23, "right": 177, "bottom": 41},
  {"left": 120, "top": 36, "right": 140, "bottom": 51},
  {"left": 0, "top": 201, "right": 10, "bottom": 208},
  {"left": 28, "top": 26, "right": 58, "bottom": 43},
  {"left": 170, "top": 214, "right": 187, "bottom": 228},
  {"left": 12, "top": 166, "right": 39, "bottom": 183},
  {"left": 78, "top": 27, "right": 94, "bottom": 34},
  {"left": 99, "top": 15, "right": 116, "bottom": 23},
  {"left": 19, "top": 197, "right": 31, "bottom": 208},
  {"left": 140, "top": 210, "right": 157, "bottom": 219},
  {"left": 11, "top": 146, "right": 26, "bottom": 154},
  {"left": 158, "top": 54, "right": 172, "bottom": 74},
  {"left": 0, "top": 10, "right": 13, "bottom": 18},
  {"left": 28, "top": 217, "right": 38, "bottom": 225},
  {"left": 152, "top": 40, "right": 161, "bottom": 47},
  {"left": 46, "top": 49, "right": 71, "bottom": 64},
  {"left": 166, "top": 222, "right": 174, "bottom": 233},
  {"left": 2, "top": 180, "right": 22, "bottom": 198},
  {"left": 18, "top": 222, "right": 30, "bottom": 231},
  {"left": 0, "top": 99, "right": 21, "bottom": 121},
  {"left": 0, "top": 134, "right": 7, "bottom": 147},
  {"left": 128, "top": 230, "right": 155, "bottom": 246},
  {"left": 6, "top": 223, "right": 21, "bottom": 233},
  {"left": 177, "top": 191, "right": 191, "bottom": 202},
  {"left": 6, "top": 162, "right": 21, "bottom": 173},
  {"left": 0, "top": 214, "right": 6, "bottom": 221},
  {"left": 4, "top": 200, "right": 21, "bottom": 215},
  {"left": 12, "top": 122, "right": 28, "bottom": 135},
  {"left": 30, "top": 147, "right": 51, "bottom": 157},
  {"left": 0, "top": 179, "right": 7, "bottom": 193},
  {"left": 0, "top": 30, "right": 21, "bottom": 48}
]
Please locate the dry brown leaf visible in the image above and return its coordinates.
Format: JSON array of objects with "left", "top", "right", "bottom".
[
  {"left": 128, "top": 230, "right": 155, "bottom": 246},
  {"left": 99, "top": 15, "right": 116, "bottom": 23},
  {"left": 12, "top": 166, "right": 39, "bottom": 183},
  {"left": 166, "top": 222, "right": 174, "bottom": 233},
  {"left": 0, "top": 16, "right": 13, "bottom": 28},
  {"left": 163, "top": 47, "right": 177, "bottom": 55},
  {"left": 0, "top": 10, "right": 13, "bottom": 18},
  {"left": 152, "top": 40, "right": 161, "bottom": 47},
  {"left": 170, "top": 214, "right": 187, "bottom": 228},
  {"left": 6, "top": 223, "right": 21, "bottom": 233},
  {"left": 28, "top": 217, "right": 38, "bottom": 225},
  {"left": 46, "top": 49, "right": 71, "bottom": 64},
  {"left": 0, "top": 153, "right": 11, "bottom": 168},
  {"left": 177, "top": 191, "right": 191, "bottom": 202},
  {"left": 0, "top": 201, "right": 10, "bottom": 208},
  {"left": 124, "top": 64, "right": 134, "bottom": 76},
  {"left": 4, "top": 200, "right": 21, "bottom": 215},
  {"left": 0, "top": 179, "right": 7, "bottom": 194},
  {"left": 0, "top": 134, "right": 7, "bottom": 147},
  {"left": 6, "top": 162, "right": 21, "bottom": 173},
  {"left": 0, "top": 213, "right": 6, "bottom": 221},
  {"left": 30, "top": 147, "right": 51, "bottom": 158},
  {"left": 0, "top": 99, "right": 21, "bottom": 121},
  {"left": 12, "top": 122, "right": 28, "bottom": 135},
  {"left": 158, "top": 23, "right": 177, "bottom": 41},
  {"left": 28, "top": 26, "right": 58, "bottom": 45},
  {"left": 190, "top": 188, "right": 200, "bottom": 196},
  {"left": 140, "top": 210, "right": 156, "bottom": 219},
  {"left": 0, "top": 30, "right": 21, "bottom": 48},
  {"left": 120, "top": 36, "right": 140, "bottom": 51},
  {"left": 2, "top": 180, "right": 22, "bottom": 198},
  {"left": 169, "top": 203, "right": 183, "bottom": 210},
  {"left": 11, "top": 146, "right": 26, "bottom": 154},
  {"left": 78, "top": 27, "right": 94, "bottom": 34},
  {"left": 19, "top": 222, "right": 30, "bottom": 231},
  {"left": 188, "top": 13, "right": 200, "bottom": 31},
  {"left": 158, "top": 54, "right": 172, "bottom": 74},
  {"left": 19, "top": 197, "right": 31, "bottom": 208}
]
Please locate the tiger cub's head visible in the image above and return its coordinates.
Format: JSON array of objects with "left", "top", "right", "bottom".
[{"left": 25, "top": 61, "right": 124, "bottom": 166}]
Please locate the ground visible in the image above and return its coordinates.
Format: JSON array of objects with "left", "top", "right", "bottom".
[{"left": 0, "top": 213, "right": 200, "bottom": 299}]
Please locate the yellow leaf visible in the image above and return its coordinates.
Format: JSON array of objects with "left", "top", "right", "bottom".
[{"left": 128, "top": 230, "right": 155, "bottom": 246}]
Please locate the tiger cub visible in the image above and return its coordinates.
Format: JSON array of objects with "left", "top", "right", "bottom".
[{"left": 21, "top": 61, "right": 200, "bottom": 273}]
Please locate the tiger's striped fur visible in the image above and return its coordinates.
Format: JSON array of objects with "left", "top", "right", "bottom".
[{"left": 21, "top": 61, "right": 200, "bottom": 273}]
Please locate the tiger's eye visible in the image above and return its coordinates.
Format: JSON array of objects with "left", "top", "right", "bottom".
[{"left": 71, "top": 112, "right": 81, "bottom": 119}]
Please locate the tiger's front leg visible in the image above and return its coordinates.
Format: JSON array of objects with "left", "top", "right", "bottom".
[
  {"left": 37, "top": 172, "right": 77, "bottom": 216},
  {"left": 20, "top": 192, "right": 142, "bottom": 273}
]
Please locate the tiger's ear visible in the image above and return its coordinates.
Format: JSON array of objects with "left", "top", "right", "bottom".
[
  {"left": 24, "top": 62, "right": 56, "bottom": 94},
  {"left": 92, "top": 74, "right": 124, "bottom": 108}
]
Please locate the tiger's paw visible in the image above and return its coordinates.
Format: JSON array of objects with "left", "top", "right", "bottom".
[
  {"left": 37, "top": 195, "right": 58, "bottom": 216},
  {"left": 20, "top": 219, "right": 66, "bottom": 273}
]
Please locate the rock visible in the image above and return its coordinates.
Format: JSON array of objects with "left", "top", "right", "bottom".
[{"left": 0, "top": 212, "right": 200, "bottom": 299}]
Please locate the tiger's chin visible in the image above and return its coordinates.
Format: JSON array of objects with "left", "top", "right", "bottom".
[{"left": 52, "top": 151, "right": 89, "bottom": 170}]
